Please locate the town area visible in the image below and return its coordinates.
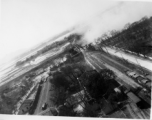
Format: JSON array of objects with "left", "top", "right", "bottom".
[{"left": 0, "top": 16, "right": 151, "bottom": 119}]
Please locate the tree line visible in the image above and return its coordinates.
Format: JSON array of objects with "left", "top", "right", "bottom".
[
  {"left": 96, "top": 16, "right": 152, "bottom": 57},
  {"left": 16, "top": 33, "right": 83, "bottom": 67}
]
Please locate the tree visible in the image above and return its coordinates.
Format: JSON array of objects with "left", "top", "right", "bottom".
[
  {"left": 65, "top": 54, "right": 73, "bottom": 63},
  {"left": 60, "top": 65, "right": 73, "bottom": 76},
  {"left": 60, "top": 65, "right": 80, "bottom": 91},
  {"left": 85, "top": 69, "right": 118, "bottom": 100},
  {"left": 99, "top": 69, "right": 116, "bottom": 80},
  {"left": 102, "top": 33, "right": 109, "bottom": 40},
  {"left": 69, "top": 47, "right": 79, "bottom": 56},
  {"left": 110, "top": 30, "right": 119, "bottom": 37},
  {"left": 66, "top": 33, "right": 83, "bottom": 43},
  {"left": 57, "top": 104, "right": 76, "bottom": 116},
  {"left": 87, "top": 43, "right": 96, "bottom": 51},
  {"left": 51, "top": 72, "right": 71, "bottom": 89},
  {"left": 82, "top": 102, "right": 98, "bottom": 117},
  {"left": 124, "top": 23, "right": 131, "bottom": 30},
  {"left": 98, "top": 16, "right": 152, "bottom": 57},
  {"left": 55, "top": 87, "right": 67, "bottom": 105}
]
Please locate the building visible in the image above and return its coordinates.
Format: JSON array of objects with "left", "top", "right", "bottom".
[
  {"left": 146, "top": 75, "right": 152, "bottom": 81},
  {"left": 18, "top": 99, "right": 33, "bottom": 115},
  {"left": 66, "top": 90, "right": 85, "bottom": 106},
  {"left": 35, "top": 68, "right": 44, "bottom": 75}
]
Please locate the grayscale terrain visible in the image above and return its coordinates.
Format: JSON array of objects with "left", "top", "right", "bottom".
[{"left": 0, "top": 0, "right": 152, "bottom": 119}]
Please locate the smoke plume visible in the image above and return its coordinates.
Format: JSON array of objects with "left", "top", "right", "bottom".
[{"left": 73, "top": 1, "right": 152, "bottom": 45}]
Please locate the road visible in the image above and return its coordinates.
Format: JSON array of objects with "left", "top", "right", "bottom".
[
  {"left": 83, "top": 50, "right": 151, "bottom": 117},
  {"left": 83, "top": 51, "right": 141, "bottom": 89},
  {"left": 32, "top": 49, "right": 150, "bottom": 116},
  {"left": 103, "top": 47, "right": 152, "bottom": 71},
  {"left": 34, "top": 73, "right": 52, "bottom": 115},
  {"left": 82, "top": 50, "right": 151, "bottom": 104}
]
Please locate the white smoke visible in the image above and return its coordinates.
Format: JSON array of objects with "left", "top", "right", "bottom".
[{"left": 73, "top": 1, "right": 152, "bottom": 45}]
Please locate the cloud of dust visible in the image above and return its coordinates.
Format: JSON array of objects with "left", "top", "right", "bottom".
[{"left": 73, "top": 1, "right": 152, "bottom": 45}]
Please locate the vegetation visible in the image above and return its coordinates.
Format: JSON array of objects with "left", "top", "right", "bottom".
[
  {"left": 86, "top": 43, "right": 96, "bottom": 51},
  {"left": 29, "top": 85, "right": 42, "bottom": 114},
  {"left": 50, "top": 71, "right": 71, "bottom": 90},
  {"left": 97, "top": 16, "right": 152, "bottom": 57},
  {"left": 0, "top": 75, "right": 34, "bottom": 114},
  {"left": 83, "top": 69, "right": 119, "bottom": 100},
  {"left": 48, "top": 51, "right": 91, "bottom": 116},
  {"left": 58, "top": 104, "right": 77, "bottom": 116},
  {"left": 65, "top": 33, "right": 83, "bottom": 43},
  {"left": 16, "top": 33, "right": 82, "bottom": 67},
  {"left": 49, "top": 57, "right": 126, "bottom": 117}
]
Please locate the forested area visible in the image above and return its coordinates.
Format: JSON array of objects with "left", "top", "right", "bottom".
[
  {"left": 0, "top": 75, "right": 34, "bottom": 114},
  {"left": 98, "top": 16, "right": 152, "bottom": 57}
]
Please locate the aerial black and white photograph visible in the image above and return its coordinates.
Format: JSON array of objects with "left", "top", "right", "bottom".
[{"left": 0, "top": 0, "right": 152, "bottom": 119}]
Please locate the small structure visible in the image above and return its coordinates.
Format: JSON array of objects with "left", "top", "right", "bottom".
[
  {"left": 140, "top": 79, "right": 149, "bottom": 84},
  {"left": 128, "top": 71, "right": 137, "bottom": 77},
  {"left": 146, "top": 82, "right": 151, "bottom": 88},
  {"left": 146, "top": 75, "right": 152, "bottom": 81},
  {"left": 66, "top": 90, "right": 85, "bottom": 106},
  {"left": 127, "top": 92, "right": 150, "bottom": 109},
  {"left": 100, "top": 98, "right": 114, "bottom": 115},
  {"left": 35, "top": 68, "right": 44, "bottom": 75},
  {"left": 127, "top": 92, "right": 141, "bottom": 103},
  {"left": 18, "top": 100, "right": 33, "bottom": 115},
  {"left": 136, "top": 76, "right": 145, "bottom": 81}
]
